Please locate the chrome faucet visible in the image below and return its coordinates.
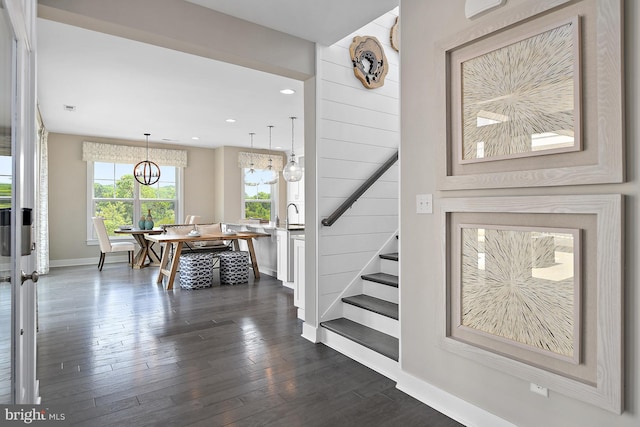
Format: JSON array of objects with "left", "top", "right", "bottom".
[{"left": 286, "top": 203, "right": 299, "bottom": 228}]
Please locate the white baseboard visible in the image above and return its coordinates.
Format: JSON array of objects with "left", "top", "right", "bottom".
[
  {"left": 396, "top": 371, "right": 516, "bottom": 427},
  {"left": 50, "top": 257, "right": 277, "bottom": 278},
  {"left": 301, "top": 322, "right": 319, "bottom": 343},
  {"left": 258, "top": 267, "right": 277, "bottom": 278},
  {"left": 50, "top": 255, "right": 129, "bottom": 268}
]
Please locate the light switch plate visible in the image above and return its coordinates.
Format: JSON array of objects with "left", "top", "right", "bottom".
[
  {"left": 530, "top": 383, "right": 549, "bottom": 397},
  {"left": 416, "top": 194, "right": 433, "bottom": 214}
]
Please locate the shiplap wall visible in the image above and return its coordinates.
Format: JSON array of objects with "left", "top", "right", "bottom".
[{"left": 317, "top": 8, "right": 400, "bottom": 317}]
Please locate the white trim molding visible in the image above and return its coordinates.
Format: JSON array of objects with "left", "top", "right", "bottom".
[
  {"left": 439, "top": 0, "right": 624, "bottom": 189},
  {"left": 301, "top": 323, "right": 320, "bottom": 343},
  {"left": 50, "top": 255, "right": 129, "bottom": 269},
  {"left": 396, "top": 371, "right": 517, "bottom": 427},
  {"left": 439, "top": 194, "right": 624, "bottom": 413}
]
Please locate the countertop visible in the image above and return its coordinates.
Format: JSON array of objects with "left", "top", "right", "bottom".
[
  {"left": 224, "top": 222, "right": 304, "bottom": 232},
  {"left": 280, "top": 225, "right": 305, "bottom": 231}
]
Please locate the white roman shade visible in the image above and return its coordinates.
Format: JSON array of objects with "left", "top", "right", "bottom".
[
  {"left": 0, "top": 135, "right": 10, "bottom": 156},
  {"left": 237, "top": 151, "right": 283, "bottom": 171},
  {"left": 82, "top": 141, "right": 188, "bottom": 167}
]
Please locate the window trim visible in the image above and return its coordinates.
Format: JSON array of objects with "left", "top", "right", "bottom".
[{"left": 86, "top": 161, "right": 184, "bottom": 243}]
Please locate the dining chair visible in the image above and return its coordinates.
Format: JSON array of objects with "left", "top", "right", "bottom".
[
  {"left": 92, "top": 217, "right": 135, "bottom": 271},
  {"left": 184, "top": 215, "right": 201, "bottom": 224}
]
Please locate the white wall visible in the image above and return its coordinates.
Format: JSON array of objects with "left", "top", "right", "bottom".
[
  {"left": 400, "top": 0, "right": 639, "bottom": 426},
  {"left": 315, "top": 9, "right": 400, "bottom": 318}
]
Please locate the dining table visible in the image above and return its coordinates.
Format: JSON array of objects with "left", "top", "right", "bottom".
[
  {"left": 114, "top": 228, "right": 163, "bottom": 269},
  {"left": 145, "top": 230, "right": 270, "bottom": 290}
]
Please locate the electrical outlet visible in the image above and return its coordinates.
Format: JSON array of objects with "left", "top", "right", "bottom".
[
  {"left": 416, "top": 194, "right": 433, "bottom": 214},
  {"left": 530, "top": 383, "right": 549, "bottom": 397}
]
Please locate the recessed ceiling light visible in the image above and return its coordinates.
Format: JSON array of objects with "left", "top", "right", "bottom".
[
  {"left": 191, "top": 136, "right": 200, "bottom": 140},
  {"left": 63, "top": 104, "right": 76, "bottom": 112},
  {"left": 280, "top": 89, "right": 295, "bottom": 95},
  {"left": 225, "top": 118, "right": 236, "bottom": 123},
  {"left": 275, "top": 146, "right": 282, "bottom": 149}
]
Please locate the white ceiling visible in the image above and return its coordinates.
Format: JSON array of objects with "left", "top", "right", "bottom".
[
  {"left": 36, "top": 0, "right": 399, "bottom": 151},
  {"left": 184, "top": 0, "right": 399, "bottom": 46}
]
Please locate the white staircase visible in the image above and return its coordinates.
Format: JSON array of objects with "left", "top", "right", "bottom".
[{"left": 320, "top": 246, "right": 400, "bottom": 380}]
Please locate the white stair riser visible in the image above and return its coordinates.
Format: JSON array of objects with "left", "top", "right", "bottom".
[
  {"left": 380, "top": 258, "right": 398, "bottom": 276},
  {"left": 363, "top": 280, "right": 398, "bottom": 304},
  {"left": 320, "top": 328, "right": 399, "bottom": 381},
  {"left": 343, "top": 304, "right": 399, "bottom": 338}
]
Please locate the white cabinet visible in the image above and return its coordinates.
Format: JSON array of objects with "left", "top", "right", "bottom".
[
  {"left": 276, "top": 229, "right": 303, "bottom": 287},
  {"left": 276, "top": 230, "right": 289, "bottom": 283},
  {"left": 287, "top": 177, "right": 304, "bottom": 202},
  {"left": 293, "top": 237, "right": 305, "bottom": 320}
]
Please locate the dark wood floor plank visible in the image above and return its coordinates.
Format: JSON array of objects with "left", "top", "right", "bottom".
[
  {"left": 67, "top": 396, "right": 141, "bottom": 425},
  {"left": 35, "top": 264, "right": 460, "bottom": 426}
]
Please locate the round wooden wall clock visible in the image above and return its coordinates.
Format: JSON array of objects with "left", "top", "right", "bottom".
[
  {"left": 349, "top": 35, "right": 388, "bottom": 89},
  {"left": 390, "top": 17, "right": 399, "bottom": 52}
]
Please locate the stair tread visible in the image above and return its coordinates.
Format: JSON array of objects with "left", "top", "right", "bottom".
[
  {"left": 380, "top": 252, "right": 398, "bottom": 261},
  {"left": 321, "top": 318, "right": 399, "bottom": 361},
  {"left": 361, "top": 272, "right": 398, "bottom": 288},
  {"left": 342, "top": 294, "right": 398, "bottom": 320}
]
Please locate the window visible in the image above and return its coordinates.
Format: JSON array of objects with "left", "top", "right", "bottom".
[
  {"left": 242, "top": 168, "right": 277, "bottom": 221},
  {"left": 0, "top": 156, "right": 10, "bottom": 208},
  {"left": 89, "top": 161, "right": 181, "bottom": 238}
]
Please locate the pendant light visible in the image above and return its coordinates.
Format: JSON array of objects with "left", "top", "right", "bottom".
[
  {"left": 282, "top": 116, "right": 303, "bottom": 182},
  {"left": 263, "top": 125, "right": 278, "bottom": 185},
  {"left": 244, "top": 132, "right": 260, "bottom": 186},
  {"left": 134, "top": 133, "right": 161, "bottom": 186}
]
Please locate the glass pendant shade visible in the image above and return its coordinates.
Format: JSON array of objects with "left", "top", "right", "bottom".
[
  {"left": 134, "top": 133, "right": 161, "bottom": 186},
  {"left": 283, "top": 158, "right": 302, "bottom": 182},
  {"left": 244, "top": 132, "right": 260, "bottom": 186},
  {"left": 283, "top": 116, "right": 302, "bottom": 182},
  {"left": 263, "top": 168, "right": 278, "bottom": 185},
  {"left": 262, "top": 125, "right": 278, "bottom": 185},
  {"left": 244, "top": 169, "right": 259, "bottom": 186}
]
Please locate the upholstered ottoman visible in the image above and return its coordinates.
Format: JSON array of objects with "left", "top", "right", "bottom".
[
  {"left": 178, "top": 252, "right": 215, "bottom": 289},
  {"left": 219, "top": 251, "right": 250, "bottom": 285}
]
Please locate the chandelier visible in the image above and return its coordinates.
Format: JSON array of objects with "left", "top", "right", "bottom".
[{"left": 134, "top": 133, "right": 160, "bottom": 186}]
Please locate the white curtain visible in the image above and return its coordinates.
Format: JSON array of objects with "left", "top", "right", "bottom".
[{"left": 36, "top": 124, "right": 49, "bottom": 274}]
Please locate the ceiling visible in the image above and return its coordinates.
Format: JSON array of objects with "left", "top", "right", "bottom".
[
  {"left": 184, "top": 0, "right": 399, "bottom": 46},
  {"left": 37, "top": 0, "right": 399, "bottom": 152}
]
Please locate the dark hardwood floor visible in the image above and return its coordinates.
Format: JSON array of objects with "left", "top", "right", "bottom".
[{"left": 36, "top": 263, "right": 463, "bottom": 426}]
